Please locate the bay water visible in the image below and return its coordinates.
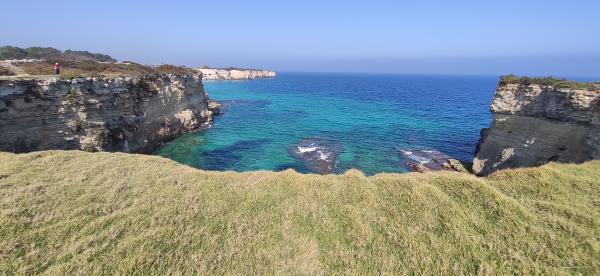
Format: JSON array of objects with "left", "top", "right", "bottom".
[{"left": 155, "top": 72, "right": 497, "bottom": 174}]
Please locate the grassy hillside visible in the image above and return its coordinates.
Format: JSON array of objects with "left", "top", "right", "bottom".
[{"left": 0, "top": 151, "right": 598, "bottom": 274}]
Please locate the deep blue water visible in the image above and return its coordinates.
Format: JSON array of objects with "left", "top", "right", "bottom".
[{"left": 155, "top": 72, "right": 498, "bottom": 175}]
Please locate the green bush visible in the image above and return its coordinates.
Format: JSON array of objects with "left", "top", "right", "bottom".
[
  {"left": 500, "top": 75, "right": 599, "bottom": 91},
  {"left": 64, "top": 49, "right": 116, "bottom": 62},
  {"left": 0, "top": 46, "right": 116, "bottom": 62},
  {"left": 0, "top": 46, "right": 28, "bottom": 60},
  {"left": 24, "top": 47, "right": 62, "bottom": 59}
]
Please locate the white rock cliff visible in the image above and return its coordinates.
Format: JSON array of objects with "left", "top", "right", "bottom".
[
  {"left": 197, "top": 68, "right": 276, "bottom": 80},
  {"left": 0, "top": 73, "right": 220, "bottom": 153},
  {"left": 473, "top": 81, "right": 600, "bottom": 175}
]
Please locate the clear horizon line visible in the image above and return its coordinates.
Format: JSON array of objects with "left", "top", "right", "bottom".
[{"left": 270, "top": 70, "right": 600, "bottom": 80}]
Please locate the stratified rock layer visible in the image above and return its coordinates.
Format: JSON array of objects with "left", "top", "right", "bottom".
[
  {"left": 0, "top": 73, "right": 217, "bottom": 153},
  {"left": 197, "top": 68, "right": 276, "bottom": 80},
  {"left": 473, "top": 82, "right": 600, "bottom": 175}
]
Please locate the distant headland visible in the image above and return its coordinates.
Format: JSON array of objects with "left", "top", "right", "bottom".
[
  {"left": 197, "top": 67, "right": 276, "bottom": 80},
  {"left": 0, "top": 46, "right": 276, "bottom": 81}
]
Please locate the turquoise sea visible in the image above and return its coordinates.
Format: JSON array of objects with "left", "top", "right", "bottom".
[{"left": 155, "top": 73, "right": 498, "bottom": 174}]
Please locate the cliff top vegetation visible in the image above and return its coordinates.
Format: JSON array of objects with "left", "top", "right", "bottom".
[
  {"left": 500, "top": 75, "right": 600, "bottom": 91},
  {"left": 0, "top": 46, "right": 195, "bottom": 78},
  {"left": 2, "top": 60, "right": 195, "bottom": 78},
  {"left": 0, "top": 46, "right": 116, "bottom": 62},
  {"left": 1, "top": 150, "right": 598, "bottom": 274}
]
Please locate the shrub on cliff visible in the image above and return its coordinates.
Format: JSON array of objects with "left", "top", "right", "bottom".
[
  {"left": 0, "top": 46, "right": 28, "bottom": 60},
  {"left": 63, "top": 49, "right": 116, "bottom": 62},
  {"left": 0, "top": 46, "right": 116, "bottom": 62},
  {"left": 22, "top": 47, "right": 62, "bottom": 59},
  {"left": 17, "top": 59, "right": 193, "bottom": 77},
  {"left": 500, "top": 74, "right": 599, "bottom": 91},
  {"left": 155, "top": 64, "right": 195, "bottom": 75},
  {"left": 3, "top": 46, "right": 197, "bottom": 77}
]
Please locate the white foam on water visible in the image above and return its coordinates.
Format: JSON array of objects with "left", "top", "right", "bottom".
[
  {"left": 318, "top": 150, "right": 331, "bottom": 161},
  {"left": 298, "top": 146, "right": 318, "bottom": 153},
  {"left": 400, "top": 150, "right": 430, "bottom": 164},
  {"left": 400, "top": 150, "right": 412, "bottom": 155},
  {"left": 410, "top": 155, "right": 431, "bottom": 164}
]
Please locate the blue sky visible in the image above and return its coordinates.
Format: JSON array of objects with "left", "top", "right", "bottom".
[{"left": 3, "top": 0, "right": 599, "bottom": 76}]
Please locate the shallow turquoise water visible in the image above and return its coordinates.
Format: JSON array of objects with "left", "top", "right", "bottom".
[{"left": 155, "top": 72, "right": 498, "bottom": 174}]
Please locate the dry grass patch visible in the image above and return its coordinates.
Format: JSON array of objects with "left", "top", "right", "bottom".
[
  {"left": 16, "top": 60, "right": 195, "bottom": 78},
  {"left": 0, "top": 151, "right": 599, "bottom": 274},
  {"left": 0, "top": 67, "right": 15, "bottom": 76}
]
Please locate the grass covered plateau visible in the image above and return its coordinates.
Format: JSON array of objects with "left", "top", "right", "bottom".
[{"left": 0, "top": 151, "right": 599, "bottom": 274}]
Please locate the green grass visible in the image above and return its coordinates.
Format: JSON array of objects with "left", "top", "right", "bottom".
[
  {"left": 0, "top": 151, "right": 599, "bottom": 274},
  {"left": 500, "top": 74, "right": 600, "bottom": 91}
]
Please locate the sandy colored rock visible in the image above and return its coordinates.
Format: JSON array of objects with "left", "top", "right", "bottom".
[
  {"left": 442, "top": 159, "right": 466, "bottom": 172},
  {"left": 0, "top": 73, "right": 217, "bottom": 153},
  {"left": 473, "top": 82, "right": 600, "bottom": 176},
  {"left": 197, "top": 68, "right": 276, "bottom": 80}
]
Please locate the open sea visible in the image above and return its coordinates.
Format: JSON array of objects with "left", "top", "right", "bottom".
[{"left": 155, "top": 72, "right": 498, "bottom": 175}]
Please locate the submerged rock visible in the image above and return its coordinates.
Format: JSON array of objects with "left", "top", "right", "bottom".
[
  {"left": 398, "top": 149, "right": 464, "bottom": 173},
  {"left": 289, "top": 138, "right": 343, "bottom": 174}
]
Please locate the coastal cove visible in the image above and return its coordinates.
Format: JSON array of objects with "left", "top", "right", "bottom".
[{"left": 155, "top": 73, "right": 497, "bottom": 174}]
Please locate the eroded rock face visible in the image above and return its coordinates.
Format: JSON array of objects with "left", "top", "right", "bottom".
[
  {"left": 473, "top": 82, "right": 600, "bottom": 176},
  {"left": 197, "top": 68, "right": 276, "bottom": 80},
  {"left": 0, "top": 73, "right": 217, "bottom": 153}
]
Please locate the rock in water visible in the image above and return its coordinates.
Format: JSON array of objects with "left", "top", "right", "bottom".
[
  {"left": 289, "top": 138, "right": 343, "bottom": 174},
  {"left": 442, "top": 158, "right": 466, "bottom": 172},
  {"left": 398, "top": 149, "right": 464, "bottom": 173}
]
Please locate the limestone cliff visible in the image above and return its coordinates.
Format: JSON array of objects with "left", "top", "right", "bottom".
[
  {"left": 473, "top": 79, "right": 600, "bottom": 175},
  {"left": 0, "top": 73, "right": 219, "bottom": 153},
  {"left": 197, "top": 68, "right": 276, "bottom": 80}
]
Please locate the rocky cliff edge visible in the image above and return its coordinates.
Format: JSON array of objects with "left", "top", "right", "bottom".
[
  {"left": 0, "top": 73, "right": 220, "bottom": 153},
  {"left": 473, "top": 77, "right": 600, "bottom": 175}
]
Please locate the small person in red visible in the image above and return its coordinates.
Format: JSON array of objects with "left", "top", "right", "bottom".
[{"left": 54, "top": 63, "right": 60, "bottom": 75}]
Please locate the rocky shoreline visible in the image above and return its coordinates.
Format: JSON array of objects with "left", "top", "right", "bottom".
[
  {"left": 398, "top": 149, "right": 466, "bottom": 173},
  {"left": 0, "top": 73, "right": 220, "bottom": 153},
  {"left": 2, "top": 70, "right": 598, "bottom": 176}
]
